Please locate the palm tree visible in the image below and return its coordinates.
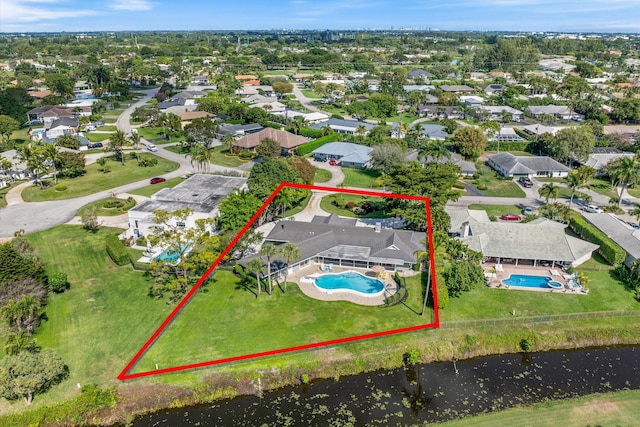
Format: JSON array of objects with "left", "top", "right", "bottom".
[
  {"left": 321, "top": 125, "right": 334, "bottom": 136},
  {"left": 42, "top": 143, "right": 59, "bottom": 184},
  {"left": 108, "top": 129, "right": 128, "bottom": 166},
  {"left": 398, "top": 122, "right": 410, "bottom": 138},
  {"left": 630, "top": 204, "right": 640, "bottom": 227},
  {"left": 222, "top": 133, "right": 236, "bottom": 152},
  {"left": 260, "top": 243, "right": 278, "bottom": 295},
  {"left": 538, "top": 182, "right": 559, "bottom": 203},
  {"left": 246, "top": 258, "right": 266, "bottom": 298},
  {"left": 4, "top": 330, "right": 39, "bottom": 356},
  {"left": 290, "top": 116, "right": 308, "bottom": 135},
  {"left": 279, "top": 242, "right": 301, "bottom": 294},
  {"left": 355, "top": 125, "right": 367, "bottom": 141},
  {"left": 565, "top": 171, "right": 586, "bottom": 208},
  {"left": 606, "top": 156, "right": 640, "bottom": 206},
  {"left": 1, "top": 296, "right": 41, "bottom": 333},
  {"left": 129, "top": 131, "right": 141, "bottom": 161},
  {"left": 16, "top": 143, "right": 46, "bottom": 187},
  {"left": 417, "top": 141, "right": 451, "bottom": 164}
]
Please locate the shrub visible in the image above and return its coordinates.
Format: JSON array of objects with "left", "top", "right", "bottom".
[
  {"left": 437, "top": 279, "right": 449, "bottom": 309},
  {"left": 331, "top": 114, "right": 344, "bottom": 120},
  {"left": 298, "top": 128, "right": 323, "bottom": 138},
  {"left": 477, "top": 184, "right": 488, "bottom": 191},
  {"left": 136, "top": 236, "right": 147, "bottom": 247},
  {"left": 138, "top": 156, "right": 158, "bottom": 167},
  {"left": 300, "top": 373, "right": 310, "bottom": 384},
  {"left": 296, "top": 133, "right": 342, "bottom": 156},
  {"left": 54, "top": 183, "right": 67, "bottom": 192},
  {"left": 105, "top": 234, "right": 130, "bottom": 266},
  {"left": 519, "top": 338, "right": 534, "bottom": 352},
  {"left": 569, "top": 215, "right": 626, "bottom": 265},
  {"left": 345, "top": 201, "right": 356, "bottom": 209},
  {"left": 103, "top": 199, "right": 124, "bottom": 209},
  {"left": 403, "top": 349, "right": 420, "bottom": 365},
  {"left": 47, "top": 272, "right": 70, "bottom": 293}
]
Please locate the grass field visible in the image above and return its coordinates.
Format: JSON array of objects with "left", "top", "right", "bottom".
[
  {"left": 0, "top": 182, "right": 14, "bottom": 208},
  {"left": 467, "top": 204, "right": 522, "bottom": 218},
  {"left": 137, "top": 127, "right": 186, "bottom": 143},
  {"left": 467, "top": 164, "right": 525, "bottom": 198},
  {"left": 164, "top": 145, "right": 249, "bottom": 167},
  {"left": 75, "top": 197, "right": 137, "bottom": 217},
  {"left": 21, "top": 155, "right": 179, "bottom": 201},
  {"left": 128, "top": 176, "right": 188, "bottom": 197},
  {"left": 85, "top": 133, "right": 112, "bottom": 142},
  {"left": 319, "top": 194, "right": 389, "bottom": 218},
  {"left": 300, "top": 89, "right": 322, "bottom": 98},
  {"left": 341, "top": 168, "right": 382, "bottom": 188},
  {"left": 132, "top": 269, "right": 426, "bottom": 374},
  {"left": 628, "top": 186, "right": 640, "bottom": 198},
  {"left": 314, "top": 168, "right": 332, "bottom": 183},
  {"left": 440, "top": 390, "right": 640, "bottom": 427},
  {"left": 11, "top": 226, "right": 174, "bottom": 410},
  {"left": 96, "top": 125, "right": 118, "bottom": 131},
  {"left": 441, "top": 253, "right": 637, "bottom": 322}
]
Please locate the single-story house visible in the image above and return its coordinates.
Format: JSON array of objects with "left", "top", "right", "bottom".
[
  {"left": 439, "top": 84, "right": 475, "bottom": 93},
  {"left": 123, "top": 174, "right": 247, "bottom": 241},
  {"left": 476, "top": 105, "right": 524, "bottom": 122},
  {"left": 45, "top": 117, "right": 79, "bottom": 139},
  {"left": 446, "top": 208, "right": 599, "bottom": 267},
  {"left": 309, "top": 118, "right": 375, "bottom": 135},
  {"left": 216, "top": 123, "right": 264, "bottom": 139},
  {"left": 522, "top": 124, "right": 568, "bottom": 136},
  {"left": 488, "top": 152, "right": 570, "bottom": 178},
  {"left": 582, "top": 212, "right": 640, "bottom": 268},
  {"left": 244, "top": 215, "right": 426, "bottom": 276},
  {"left": 403, "top": 85, "right": 435, "bottom": 93},
  {"left": 460, "top": 95, "right": 485, "bottom": 107},
  {"left": 27, "top": 106, "right": 88, "bottom": 126},
  {"left": 179, "top": 111, "right": 214, "bottom": 123},
  {"left": 274, "top": 110, "right": 329, "bottom": 124},
  {"left": 581, "top": 147, "right": 636, "bottom": 176},
  {"left": 191, "top": 76, "right": 210, "bottom": 85},
  {"left": 173, "top": 90, "right": 207, "bottom": 99},
  {"left": 312, "top": 142, "right": 373, "bottom": 168},
  {"left": 418, "top": 106, "right": 465, "bottom": 120},
  {"left": 236, "top": 85, "right": 273, "bottom": 96},
  {"left": 233, "top": 128, "right": 306, "bottom": 155},
  {"left": 491, "top": 127, "right": 526, "bottom": 142},
  {"left": 406, "top": 150, "right": 477, "bottom": 177},
  {"left": 483, "top": 84, "right": 507, "bottom": 95},
  {"left": 525, "top": 105, "right": 584, "bottom": 121},
  {"left": 408, "top": 69, "right": 435, "bottom": 81},
  {"left": 391, "top": 123, "right": 448, "bottom": 140}
]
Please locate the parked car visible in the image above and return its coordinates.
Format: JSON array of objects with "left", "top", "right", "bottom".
[
  {"left": 628, "top": 222, "right": 640, "bottom": 230},
  {"left": 87, "top": 142, "right": 103, "bottom": 149},
  {"left": 150, "top": 177, "right": 166, "bottom": 184},
  {"left": 94, "top": 120, "right": 105, "bottom": 126},
  {"left": 518, "top": 177, "right": 533, "bottom": 188},
  {"left": 522, "top": 206, "right": 534, "bottom": 215},
  {"left": 583, "top": 204, "right": 604, "bottom": 213},
  {"left": 328, "top": 158, "right": 337, "bottom": 166},
  {"left": 500, "top": 213, "right": 521, "bottom": 221},
  {"left": 85, "top": 125, "right": 96, "bottom": 131},
  {"left": 146, "top": 144, "right": 158, "bottom": 152}
]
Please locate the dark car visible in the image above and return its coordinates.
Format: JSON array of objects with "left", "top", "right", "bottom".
[
  {"left": 150, "top": 177, "right": 166, "bottom": 184},
  {"left": 88, "top": 142, "right": 103, "bottom": 149},
  {"left": 518, "top": 177, "right": 533, "bottom": 188}
]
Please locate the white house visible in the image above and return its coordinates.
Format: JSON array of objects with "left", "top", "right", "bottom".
[{"left": 488, "top": 152, "right": 570, "bottom": 178}]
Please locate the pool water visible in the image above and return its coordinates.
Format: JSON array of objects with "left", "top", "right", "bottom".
[
  {"left": 314, "top": 272, "right": 385, "bottom": 295},
  {"left": 503, "top": 274, "right": 559, "bottom": 289},
  {"left": 155, "top": 243, "right": 191, "bottom": 262}
]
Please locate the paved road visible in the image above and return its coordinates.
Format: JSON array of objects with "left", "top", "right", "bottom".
[
  {"left": 117, "top": 88, "right": 159, "bottom": 135},
  {"left": 291, "top": 84, "right": 324, "bottom": 113}
]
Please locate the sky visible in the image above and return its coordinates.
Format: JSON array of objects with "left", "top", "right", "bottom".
[{"left": 1, "top": 0, "right": 640, "bottom": 33}]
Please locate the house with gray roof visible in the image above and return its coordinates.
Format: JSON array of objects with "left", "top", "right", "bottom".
[
  {"left": 309, "top": 118, "right": 375, "bottom": 135},
  {"left": 408, "top": 69, "right": 435, "bottom": 81},
  {"left": 582, "top": 212, "right": 640, "bottom": 268},
  {"left": 403, "top": 85, "right": 436, "bottom": 93},
  {"left": 391, "top": 123, "right": 448, "bottom": 140},
  {"left": 581, "top": 148, "right": 636, "bottom": 176},
  {"left": 488, "top": 152, "right": 570, "bottom": 178},
  {"left": 476, "top": 105, "right": 524, "bottom": 122},
  {"left": 406, "top": 150, "right": 477, "bottom": 177},
  {"left": 244, "top": 215, "right": 426, "bottom": 276},
  {"left": 491, "top": 128, "right": 526, "bottom": 142},
  {"left": 525, "top": 105, "right": 583, "bottom": 121},
  {"left": 439, "top": 84, "right": 474, "bottom": 93},
  {"left": 446, "top": 208, "right": 599, "bottom": 267},
  {"left": 123, "top": 174, "right": 246, "bottom": 241},
  {"left": 312, "top": 142, "right": 373, "bottom": 168},
  {"left": 216, "top": 123, "right": 264, "bottom": 139}
]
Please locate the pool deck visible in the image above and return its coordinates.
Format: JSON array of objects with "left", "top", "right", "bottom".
[
  {"left": 483, "top": 262, "right": 588, "bottom": 295},
  {"left": 286, "top": 264, "right": 404, "bottom": 306}
]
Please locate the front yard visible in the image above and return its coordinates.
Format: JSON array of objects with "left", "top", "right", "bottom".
[
  {"left": 319, "top": 193, "right": 390, "bottom": 218},
  {"left": 465, "top": 163, "right": 525, "bottom": 198},
  {"left": 341, "top": 168, "right": 382, "bottom": 188},
  {"left": 164, "top": 145, "right": 249, "bottom": 168}
]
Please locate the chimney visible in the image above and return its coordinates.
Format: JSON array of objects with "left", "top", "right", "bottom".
[
  {"left": 461, "top": 221, "right": 470, "bottom": 238},
  {"left": 374, "top": 223, "right": 381, "bottom": 233}
]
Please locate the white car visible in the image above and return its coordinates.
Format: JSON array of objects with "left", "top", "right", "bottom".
[
  {"left": 583, "top": 204, "right": 603, "bottom": 214},
  {"left": 146, "top": 144, "right": 158, "bottom": 152}
]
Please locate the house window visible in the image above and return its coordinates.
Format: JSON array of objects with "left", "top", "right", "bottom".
[
  {"left": 176, "top": 221, "right": 186, "bottom": 228},
  {"left": 134, "top": 220, "right": 139, "bottom": 228}
]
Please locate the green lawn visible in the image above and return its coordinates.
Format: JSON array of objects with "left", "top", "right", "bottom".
[
  {"left": 164, "top": 145, "right": 249, "bottom": 167},
  {"left": 85, "top": 133, "right": 112, "bottom": 142},
  {"left": 537, "top": 177, "right": 617, "bottom": 200},
  {"left": 15, "top": 226, "right": 173, "bottom": 409},
  {"left": 385, "top": 113, "right": 420, "bottom": 123},
  {"left": 132, "top": 269, "right": 426, "bottom": 374},
  {"left": 137, "top": 127, "right": 186, "bottom": 143},
  {"left": 75, "top": 197, "right": 137, "bottom": 217},
  {"left": 300, "top": 89, "right": 322, "bottom": 98},
  {"left": 441, "top": 254, "right": 637, "bottom": 322},
  {"left": 128, "top": 176, "right": 188, "bottom": 197},
  {"left": 102, "top": 118, "right": 117, "bottom": 124},
  {"left": 341, "top": 168, "right": 382, "bottom": 188},
  {"left": 629, "top": 186, "right": 640, "bottom": 198},
  {"left": 0, "top": 182, "right": 14, "bottom": 208},
  {"left": 9, "top": 127, "right": 31, "bottom": 144},
  {"left": 319, "top": 194, "right": 389, "bottom": 218},
  {"left": 96, "top": 125, "right": 118, "bottom": 131},
  {"left": 467, "top": 204, "right": 522, "bottom": 218},
  {"left": 466, "top": 164, "right": 525, "bottom": 198},
  {"left": 21, "top": 155, "right": 179, "bottom": 201},
  {"left": 314, "top": 168, "right": 332, "bottom": 183},
  {"left": 440, "top": 390, "right": 640, "bottom": 427}
]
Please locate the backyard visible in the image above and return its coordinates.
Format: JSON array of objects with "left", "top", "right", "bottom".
[
  {"left": 319, "top": 194, "right": 390, "bottom": 218},
  {"left": 465, "top": 164, "right": 525, "bottom": 198},
  {"left": 341, "top": 168, "right": 382, "bottom": 188},
  {"left": 164, "top": 144, "right": 249, "bottom": 168},
  {"left": 20, "top": 155, "right": 179, "bottom": 201}
]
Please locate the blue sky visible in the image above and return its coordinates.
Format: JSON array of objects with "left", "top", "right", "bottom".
[{"left": 1, "top": 0, "right": 640, "bottom": 33}]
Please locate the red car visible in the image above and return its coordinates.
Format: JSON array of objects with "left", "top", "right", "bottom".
[
  {"left": 500, "top": 213, "right": 521, "bottom": 221},
  {"left": 150, "top": 177, "right": 166, "bottom": 184},
  {"left": 329, "top": 158, "right": 337, "bottom": 166}
]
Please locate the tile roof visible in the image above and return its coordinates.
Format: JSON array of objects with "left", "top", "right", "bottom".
[{"left": 234, "top": 128, "right": 306, "bottom": 150}]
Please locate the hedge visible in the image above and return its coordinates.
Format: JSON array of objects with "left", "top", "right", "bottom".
[
  {"left": 105, "top": 234, "right": 130, "bottom": 266},
  {"left": 486, "top": 141, "right": 532, "bottom": 152},
  {"left": 296, "top": 133, "right": 342, "bottom": 156},
  {"left": 298, "top": 128, "right": 323, "bottom": 138},
  {"left": 569, "top": 215, "right": 627, "bottom": 265}
]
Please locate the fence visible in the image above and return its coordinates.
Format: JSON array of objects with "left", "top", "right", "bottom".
[{"left": 440, "top": 310, "right": 640, "bottom": 329}]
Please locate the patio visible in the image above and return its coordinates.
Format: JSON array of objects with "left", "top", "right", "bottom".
[
  {"left": 483, "top": 261, "right": 588, "bottom": 294},
  {"left": 283, "top": 263, "right": 400, "bottom": 306}
]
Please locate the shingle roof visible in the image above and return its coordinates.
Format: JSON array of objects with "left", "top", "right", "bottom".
[
  {"left": 309, "top": 118, "right": 375, "bottom": 131},
  {"left": 488, "top": 152, "right": 570, "bottom": 175}
]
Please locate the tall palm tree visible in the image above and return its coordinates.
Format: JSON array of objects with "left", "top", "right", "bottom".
[
  {"left": 279, "top": 242, "right": 301, "bottom": 294},
  {"left": 42, "top": 143, "right": 59, "bottom": 184},
  {"left": 417, "top": 141, "right": 452, "bottom": 164},
  {"left": 129, "top": 131, "right": 141, "bottom": 162},
  {"left": 108, "top": 129, "right": 128, "bottom": 166},
  {"left": 321, "top": 125, "right": 334, "bottom": 136},
  {"left": 247, "top": 258, "right": 266, "bottom": 298},
  {"left": 538, "top": 182, "right": 559, "bottom": 203},
  {"left": 260, "top": 243, "right": 278, "bottom": 295},
  {"left": 222, "top": 133, "right": 236, "bottom": 153},
  {"left": 630, "top": 204, "right": 640, "bottom": 227},
  {"left": 606, "top": 156, "right": 640, "bottom": 206},
  {"left": 355, "top": 125, "right": 367, "bottom": 141},
  {"left": 565, "top": 171, "right": 586, "bottom": 208}
]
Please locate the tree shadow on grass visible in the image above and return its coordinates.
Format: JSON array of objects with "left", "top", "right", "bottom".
[{"left": 235, "top": 278, "right": 257, "bottom": 298}]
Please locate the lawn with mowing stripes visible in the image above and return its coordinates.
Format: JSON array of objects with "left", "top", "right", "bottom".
[
  {"left": 341, "top": 168, "right": 382, "bottom": 188},
  {"left": 128, "top": 176, "right": 188, "bottom": 197}
]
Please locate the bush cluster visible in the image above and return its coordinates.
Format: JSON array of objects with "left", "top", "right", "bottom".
[
  {"left": 569, "top": 216, "right": 626, "bottom": 265},
  {"left": 296, "top": 133, "right": 341, "bottom": 156},
  {"left": 105, "top": 235, "right": 130, "bottom": 266}
]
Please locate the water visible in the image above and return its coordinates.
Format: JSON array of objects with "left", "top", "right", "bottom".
[
  {"left": 314, "top": 271, "right": 385, "bottom": 294},
  {"left": 156, "top": 244, "right": 191, "bottom": 262},
  {"left": 131, "top": 346, "right": 639, "bottom": 426},
  {"left": 503, "top": 274, "right": 554, "bottom": 289}
]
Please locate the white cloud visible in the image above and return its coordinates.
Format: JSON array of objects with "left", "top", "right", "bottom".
[
  {"left": 109, "top": 0, "right": 155, "bottom": 11},
  {"left": 0, "top": 0, "right": 100, "bottom": 23}
]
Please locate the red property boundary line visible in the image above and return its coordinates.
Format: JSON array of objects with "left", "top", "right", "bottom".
[{"left": 118, "top": 183, "right": 439, "bottom": 381}]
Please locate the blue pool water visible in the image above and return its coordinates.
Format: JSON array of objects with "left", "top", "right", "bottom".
[
  {"left": 314, "top": 272, "right": 385, "bottom": 295},
  {"left": 503, "top": 274, "right": 557, "bottom": 289},
  {"left": 155, "top": 244, "right": 191, "bottom": 262}
]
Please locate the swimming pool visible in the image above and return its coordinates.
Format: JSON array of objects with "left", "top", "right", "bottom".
[
  {"left": 155, "top": 244, "right": 191, "bottom": 262},
  {"left": 503, "top": 274, "right": 561, "bottom": 289},
  {"left": 314, "top": 271, "right": 385, "bottom": 296}
]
